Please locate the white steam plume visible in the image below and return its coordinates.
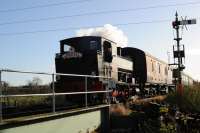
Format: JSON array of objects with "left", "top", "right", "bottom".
[{"left": 76, "top": 24, "right": 128, "bottom": 47}]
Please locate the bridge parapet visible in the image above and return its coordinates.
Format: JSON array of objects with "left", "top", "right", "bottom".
[{"left": 0, "top": 104, "right": 110, "bottom": 133}]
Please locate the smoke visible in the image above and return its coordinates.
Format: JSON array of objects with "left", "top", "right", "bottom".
[
  {"left": 186, "top": 49, "right": 200, "bottom": 55},
  {"left": 76, "top": 24, "right": 128, "bottom": 47}
]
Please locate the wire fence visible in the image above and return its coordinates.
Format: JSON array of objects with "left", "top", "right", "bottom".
[{"left": 0, "top": 69, "right": 111, "bottom": 123}]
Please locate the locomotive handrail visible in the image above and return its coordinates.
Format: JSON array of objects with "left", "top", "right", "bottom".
[
  {"left": 0, "top": 90, "right": 112, "bottom": 98},
  {"left": 0, "top": 69, "right": 111, "bottom": 78}
]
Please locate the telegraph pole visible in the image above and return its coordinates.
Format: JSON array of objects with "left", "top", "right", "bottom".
[{"left": 171, "top": 12, "right": 196, "bottom": 94}]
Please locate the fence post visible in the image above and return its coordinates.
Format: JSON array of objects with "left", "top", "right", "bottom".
[
  {"left": 0, "top": 70, "right": 2, "bottom": 122},
  {"left": 52, "top": 73, "right": 56, "bottom": 113},
  {"left": 85, "top": 77, "right": 87, "bottom": 108}
]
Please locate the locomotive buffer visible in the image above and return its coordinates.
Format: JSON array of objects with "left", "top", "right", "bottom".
[{"left": 171, "top": 12, "right": 196, "bottom": 94}]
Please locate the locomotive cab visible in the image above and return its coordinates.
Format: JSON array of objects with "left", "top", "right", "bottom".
[{"left": 56, "top": 36, "right": 102, "bottom": 76}]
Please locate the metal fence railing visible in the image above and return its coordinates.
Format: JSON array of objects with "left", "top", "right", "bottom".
[{"left": 0, "top": 69, "right": 111, "bottom": 123}]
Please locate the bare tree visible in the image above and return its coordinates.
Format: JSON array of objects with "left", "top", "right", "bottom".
[
  {"left": 2, "top": 81, "right": 9, "bottom": 88},
  {"left": 27, "top": 77, "right": 42, "bottom": 87}
]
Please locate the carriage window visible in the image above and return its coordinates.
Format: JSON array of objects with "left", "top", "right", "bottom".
[
  {"left": 165, "top": 67, "right": 168, "bottom": 75},
  {"left": 152, "top": 62, "right": 154, "bottom": 72},
  {"left": 158, "top": 64, "right": 161, "bottom": 73}
]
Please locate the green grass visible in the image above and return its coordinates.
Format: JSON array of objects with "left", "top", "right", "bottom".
[{"left": 3, "top": 96, "right": 51, "bottom": 108}]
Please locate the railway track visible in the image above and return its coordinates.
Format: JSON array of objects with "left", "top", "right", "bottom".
[
  {"left": 129, "top": 95, "right": 166, "bottom": 105},
  {"left": 2, "top": 95, "right": 167, "bottom": 120}
]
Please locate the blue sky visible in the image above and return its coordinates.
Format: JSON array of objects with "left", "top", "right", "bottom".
[{"left": 0, "top": 0, "right": 200, "bottom": 84}]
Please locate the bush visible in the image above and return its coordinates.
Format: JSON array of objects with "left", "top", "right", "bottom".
[{"left": 166, "top": 84, "right": 200, "bottom": 113}]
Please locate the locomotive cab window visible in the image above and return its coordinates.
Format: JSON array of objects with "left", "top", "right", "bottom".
[
  {"left": 64, "top": 45, "right": 70, "bottom": 52},
  {"left": 103, "top": 41, "right": 113, "bottom": 63},
  {"left": 61, "top": 43, "right": 75, "bottom": 53},
  {"left": 61, "top": 44, "right": 82, "bottom": 59},
  {"left": 64, "top": 45, "right": 75, "bottom": 52},
  {"left": 90, "top": 41, "right": 98, "bottom": 50}
]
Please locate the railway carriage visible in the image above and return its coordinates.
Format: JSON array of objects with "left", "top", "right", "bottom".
[
  {"left": 181, "top": 72, "right": 194, "bottom": 86},
  {"left": 121, "top": 47, "right": 174, "bottom": 95}
]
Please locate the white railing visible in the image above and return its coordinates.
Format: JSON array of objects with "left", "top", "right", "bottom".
[{"left": 0, "top": 69, "right": 111, "bottom": 123}]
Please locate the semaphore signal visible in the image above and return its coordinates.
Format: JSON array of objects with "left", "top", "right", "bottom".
[{"left": 170, "top": 12, "right": 196, "bottom": 94}]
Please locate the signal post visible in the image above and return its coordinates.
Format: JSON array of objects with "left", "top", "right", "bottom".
[{"left": 171, "top": 12, "right": 196, "bottom": 95}]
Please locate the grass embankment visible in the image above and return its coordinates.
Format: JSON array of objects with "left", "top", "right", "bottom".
[
  {"left": 111, "top": 103, "right": 176, "bottom": 133},
  {"left": 165, "top": 84, "right": 200, "bottom": 132},
  {"left": 166, "top": 84, "right": 200, "bottom": 113},
  {"left": 3, "top": 96, "right": 51, "bottom": 108},
  {"left": 2, "top": 86, "right": 52, "bottom": 108},
  {"left": 2, "top": 85, "right": 53, "bottom": 118}
]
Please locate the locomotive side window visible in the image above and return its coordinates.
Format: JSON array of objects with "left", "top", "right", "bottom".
[
  {"left": 127, "top": 73, "right": 133, "bottom": 83},
  {"left": 118, "top": 72, "right": 126, "bottom": 82},
  {"left": 117, "top": 47, "right": 121, "bottom": 56},
  {"left": 103, "top": 41, "right": 113, "bottom": 63},
  {"left": 118, "top": 68, "right": 132, "bottom": 83}
]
